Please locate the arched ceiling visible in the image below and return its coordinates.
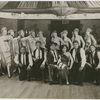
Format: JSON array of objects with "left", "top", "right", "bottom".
[{"left": 0, "top": 1, "right": 100, "bottom": 16}]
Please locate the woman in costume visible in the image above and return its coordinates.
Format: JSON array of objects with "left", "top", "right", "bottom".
[
  {"left": 71, "top": 28, "right": 85, "bottom": 48},
  {"left": 51, "top": 30, "right": 65, "bottom": 50},
  {"left": 0, "top": 27, "right": 13, "bottom": 78},
  {"left": 61, "top": 30, "right": 73, "bottom": 51},
  {"left": 37, "top": 31, "right": 46, "bottom": 49},
  {"left": 84, "top": 28, "right": 97, "bottom": 46},
  {"left": 57, "top": 45, "right": 73, "bottom": 85}
]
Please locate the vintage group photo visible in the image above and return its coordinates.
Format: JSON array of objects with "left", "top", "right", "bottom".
[{"left": 0, "top": 0, "right": 100, "bottom": 99}]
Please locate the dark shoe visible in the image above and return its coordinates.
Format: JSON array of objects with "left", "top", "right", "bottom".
[
  {"left": 27, "top": 79, "right": 30, "bottom": 82},
  {"left": 59, "top": 81, "right": 62, "bottom": 85},
  {"left": 43, "top": 79, "right": 46, "bottom": 83},
  {"left": 78, "top": 82, "right": 83, "bottom": 86},
  {"left": 0, "top": 73, "right": 5, "bottom": 76},
  {"left": 2, "top": 73, "right": 5, "bottom": 75},
  {"left": 49, "top": 82, "right": 53, "bottom": 85},
  {"left": 35, "top": 77, "right": 38, "bottom": 81},
  {"left": 13, "top": 69, "right": 18, "bottom": 74},
  {"left": 96, "top": 82, "right": 99, "bottom": 86}
]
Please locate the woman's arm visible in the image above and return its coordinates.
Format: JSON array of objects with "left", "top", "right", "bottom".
[
  {"left": 68, "top": 52, "right": 73, "bottom": 69},
  {"left": 80, "top": 36, "right": 85, "bottom": 48},
  {"left": 59, "top": 37, "right": 65, "bottom": 45},
  {"left": 68, "top": 38, "right": 73, "bottom": 50},
  {"left": 91, "top": 35, "right": 97, "bottom": 46},
  {"left": 96, "top": 51, "right": 100, "bottom": 69}
]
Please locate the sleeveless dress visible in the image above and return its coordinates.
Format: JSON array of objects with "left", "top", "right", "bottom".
[
  {"left": 84, "top": 34, "right": 91, "bottom": 45},
  {"left": 27, "top": 36, "right": 39, "bottom": 54},
  {"left": 72, "top": 35, "right": 81, "bottom": 45},
  {"left": 58, "top": 53, "right": 70, "bottom": 79},
  {"left": 38, "top": 37, "right": 46, "bottom": 49},
  {"left": 0, "top": 36, "right": 12, "bottom": 68},
  {"left": 51, "top": 36, "right": 61, "bottom": 46},
  {"left": 61, "top": 53, "right": 70, "bottom": 66}
]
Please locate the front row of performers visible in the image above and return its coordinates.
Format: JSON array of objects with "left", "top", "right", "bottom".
[{"left": 0, "top": 27, "right": 100, "bottom": 86}]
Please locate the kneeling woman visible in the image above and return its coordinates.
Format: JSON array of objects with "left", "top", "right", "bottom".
[{"left": 57, "top": 45, "right": 73, "bottom": 85}]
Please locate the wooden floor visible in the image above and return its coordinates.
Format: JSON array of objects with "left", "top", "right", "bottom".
[{"left": 0, "top": 74, "right": 100, "bottom": 99}]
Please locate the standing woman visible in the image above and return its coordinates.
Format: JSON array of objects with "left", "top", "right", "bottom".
[
  {"left": 84, "top": 28, "right": 97, "bottom": 46},
  {"left": 14, "top": 30, "right": 25, "bottom": 55},
  {"left": 26, "top": 30, "right": 39, "bottom": 55},
  {"left": 8, "top": 29, "right": 16, "bottom": 74},
  {"left": 37, "top": 31, "right": 46, "bottom": 49},
  {"left": 58, "top": 45, "right": 73, "bottom": 85},
  {"left": 51, "top": 30, "right": 65, "bottom": 50},
  {"left": 13, "top": 30, "right": 25, "bottom": 74},
  {"left": 0, "top": 27, "right": 13, "bottom": 78},
  {"left": 61, "top": 30, "right": 73, "bottom": 51},
  {"left": 71, "top": 28, "right": 85, "bottom": 48}
]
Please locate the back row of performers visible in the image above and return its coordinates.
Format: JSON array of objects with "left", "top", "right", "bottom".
[{"left": 0, "top": 27, "right": 99, "bottom": 86}]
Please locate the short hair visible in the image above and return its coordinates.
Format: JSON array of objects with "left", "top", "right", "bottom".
[
  {"left": 38, "top": 31, "right": 43, "bottom": 34},
  {"left": 90, "top": 44, "right": 96, "bottom": 48},
  {"left": 1, "top": 27, "right": 7, "bottom": 33},
  {"left": 49, "top": 42, "right": 57, "bottom": 47},
  {"left": 63, "top": 30, "right": 68, "bottom": 34},
  {"left": 52, "top": 30, "right": 57, "bottom": 34},
  {"left": 73, "top": 28, "right": 79, "bottom": 32},
  {"left": 20, "top": 46, "right": 26, "bottom": 50},
  {"left": 36, "top": 41, "right": 41, "bottom": 44},
  {"left": 61, "top": 45, "right": 68, "bottom": 52},
  {"left": 73, "top": 40, "right": 79, "bottom": 44},
  {"left": 8, "top": 29, "right": 14, "bottom": 34},
  {"left": 86, "top": 28, "right": 92, "bottom": 33},
  {"left": 18, "top": 30, "right": 24, "bottom": 35},
  {"left": 30, "top": 30, "right": 35, "bottom": 34}
]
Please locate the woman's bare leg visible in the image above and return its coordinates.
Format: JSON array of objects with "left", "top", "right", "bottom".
[{"left": 7, "top": 63, "right": 11, "bottom": 78}]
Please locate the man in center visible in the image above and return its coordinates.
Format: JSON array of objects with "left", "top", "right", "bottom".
[{"left": 32, "top": 41, "right": 47, "bottom": 82}]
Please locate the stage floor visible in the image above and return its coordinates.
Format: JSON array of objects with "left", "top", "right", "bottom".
[{"left": 0, "top": 74, "right": 100, "bottom": 99}]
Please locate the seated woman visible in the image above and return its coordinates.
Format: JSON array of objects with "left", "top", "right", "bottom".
[{"left": 57, "top": 45, "right": 73, "bottom": 85}]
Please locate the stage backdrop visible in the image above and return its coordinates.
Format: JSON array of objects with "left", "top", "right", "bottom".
[
  {"left": 0, "top": 18, "right": 17, "bottom": 36},
  {"left": 81, "top": 20, "right": 100, "bottom": 40},
  {"left": 24, "top": 20, "right": 51, "bottom": 41},
  {"left": 0, "top": 18, "right": 100, "bottom": 40}
]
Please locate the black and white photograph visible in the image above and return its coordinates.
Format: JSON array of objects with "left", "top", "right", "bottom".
[{"left": 0, "top": 0, "right": 100, "bottom": 99}]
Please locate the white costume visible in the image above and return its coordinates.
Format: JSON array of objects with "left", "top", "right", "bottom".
[
  {"left": 84, "top": 34, "right": 97, "bottom": 46},
  {"left": 0, "top": 35, "right": 13, "bottom": 68},
  {"left": 62, "top": 36, "right": 73, "bottom": 50},
  {"left": 37, "top": 37, "right": 46, "bottom": 48},
  {"left": 72, "top": 35, "right": 85, "bottom": 48},
  {"left": 26, "top": 35, "right": 39, "bottom": 54},
  {"left": 51, "top": 36, "right": 65, "bottom": 46}
]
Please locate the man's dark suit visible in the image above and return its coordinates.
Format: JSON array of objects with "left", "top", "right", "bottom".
[
  {"left": 47, "top": 50, "right": 58, "bottom": 83},
  {"left": 33, "top": 47, "right": 46, "bottom": 81},
  {"left": 18, "top": 52, "right": 29, "bottom": 81}
]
